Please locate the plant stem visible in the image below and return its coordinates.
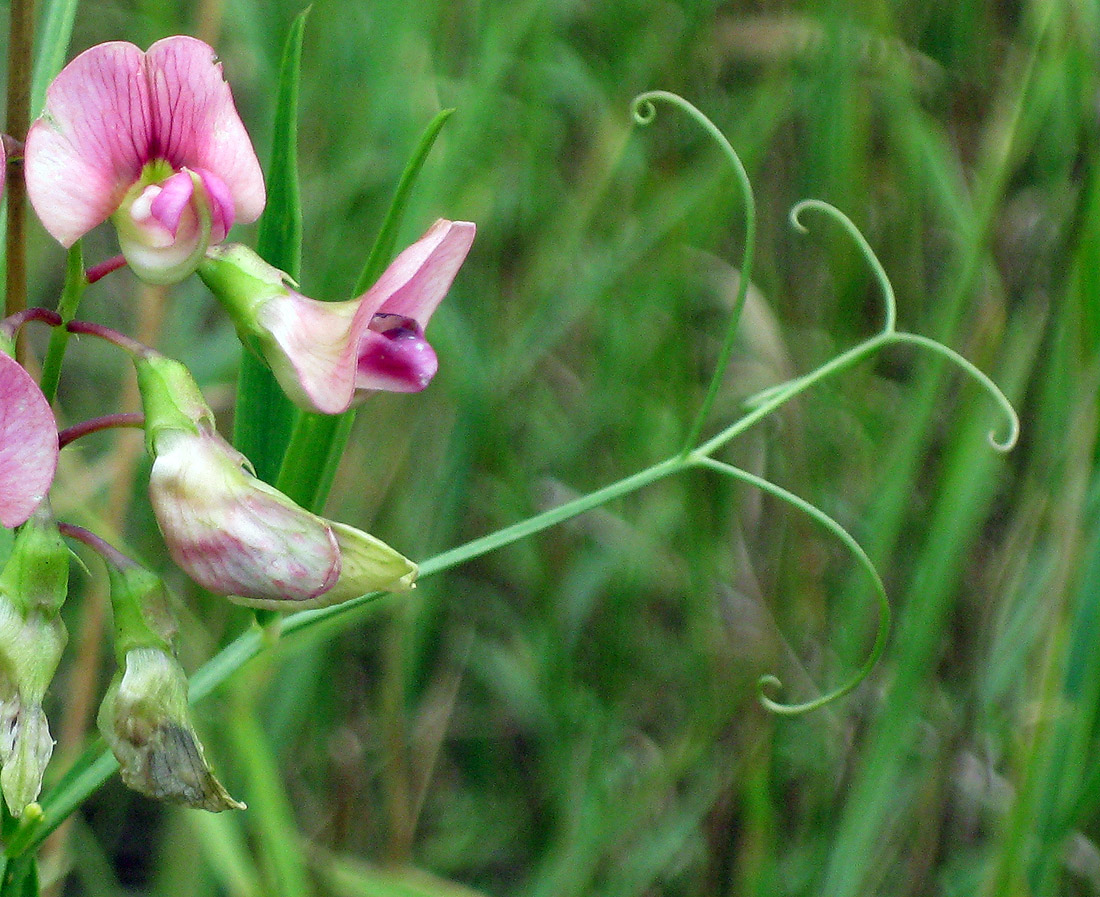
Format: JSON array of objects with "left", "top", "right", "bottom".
[{"left": 5, "top": 0, "right": 34, "bottom": 362}]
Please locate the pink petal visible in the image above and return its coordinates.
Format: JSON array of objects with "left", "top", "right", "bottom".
[
  {"left": 148, "top": 170, "right": 195, "bottom": 235},
  {"left": 355, "top": 317, "right": 439, "bottom": 393},
  {"left": 25, "top": 42, "right": 153, "bottom": 247},
  {"left": 149, "top": 431, "right": 340, "bottom": 600},
  {"left": 257, "top": 292, "right": 362, "bottom": 414},
  {"left": 195, "top": 168, "right": 235, "bottom": 241},
  {"left": 0, "top": 355, "right": 58, "bottom": 528},
  {"left": 143, "top": 37, "right": 265, "bottom": 225},
  {"left": 365, "top": 220, "right": 476, "bottom": 325}
]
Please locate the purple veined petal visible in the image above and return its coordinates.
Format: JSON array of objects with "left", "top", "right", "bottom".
[
  {"left": 365, "top": 219, "right": 476, "bottom": 325},
  {"left": 0, "top": 355, "right": 58, "bottom": 528},
  {"left": 25, "top": 41, "right": 153, "bottom": 247},
  {"left": 355, "top": 317, "right": 439, "bottom": 394},
  {"left": 143, "top": 37, "right": 266, "bottom": 226}
]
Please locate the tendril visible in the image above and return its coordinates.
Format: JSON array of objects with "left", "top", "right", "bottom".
[
  {"left": 694, "top": 456, "right": 890, "bottom": 715},
  {"left": 886, "top": 332, "right": 1020, "bottom": 452},
  {"left": 789, "top": 199, "right": 897, "bottom": 335},
  {"left": 630, "top": 90, "right": 757, "bottom": 455}
]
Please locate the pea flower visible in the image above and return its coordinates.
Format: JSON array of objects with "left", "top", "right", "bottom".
[
  {"left": 0, "top": 351, "right": 59, "bottom": 529},
  {"left": 25, "top": 36, "right": 264, "bottom": 285},
  {"left": 136, "top": 351, "right": 417, "bottom": 608},
  {"left": 199, "top": 218, "right": 475, "bottom": 414}
]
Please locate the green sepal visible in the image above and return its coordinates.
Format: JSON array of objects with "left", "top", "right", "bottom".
[
  {"left": 133, "top": 353, "right": 213, "bottom": 454},
  {"left": 0, "top": 507, "right": 67, "bottom": 618},
  {"left": 105, "top": 564, "right": 175, "bottom": 663}
]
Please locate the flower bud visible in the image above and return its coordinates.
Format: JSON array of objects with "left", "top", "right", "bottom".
[
  {"left": 133, "top": 352, "right": 417, "bottom": 607},
  {"left": 98, "top": 646, "right": 244, "bottom": 811},
  {"left": 83, "top": 542, "right": 242, "bottom": 811},
  {"left": 0, "top": 505, "right": 68, "bottom": 815}
]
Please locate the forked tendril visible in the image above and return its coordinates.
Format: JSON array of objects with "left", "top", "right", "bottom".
[
  {"left": 785, "top": 199, "right": 1018, "bottom": 452},
  {"left": 693, "top": 456, "right": 891, "bottom": 715},
  {"left": 630, "top": 94, "right": 1017, "bottom": 716}
]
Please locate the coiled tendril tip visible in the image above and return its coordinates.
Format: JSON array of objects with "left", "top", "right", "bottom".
[
  {"left": 757, "top": 675, "right": 786, "bottom": 712},
  {"left": 631, "top": 97, "right": 657, "bottom": 125},
  {"left": 988, "top": 419, "right": 1020, "bottom": 453}
]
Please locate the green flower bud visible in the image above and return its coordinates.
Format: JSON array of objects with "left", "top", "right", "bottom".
[{"left": 0, "top": 505, "right": 68, "bottom": 815}]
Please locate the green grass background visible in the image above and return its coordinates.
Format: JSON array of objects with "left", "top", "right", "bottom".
[{"left": 9, "top": 0, "right": 1099, "bottom": 894}]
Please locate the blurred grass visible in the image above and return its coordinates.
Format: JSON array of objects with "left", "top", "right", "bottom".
[{"left": 11, "top": 0, "right": 1100, "bottom": 894}]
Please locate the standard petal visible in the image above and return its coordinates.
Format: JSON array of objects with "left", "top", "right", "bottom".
[
  {"left": 25, "top": 41, "right": 153, "bottom": 247},
  {"left": 0, "top": 355, "right": 58, "bottom": 528},
  {"left": 366, "top": 219, "right": 476, "bottom": 325},
  {"left": 230, "top": 521, "right": 417, "bottom": 611},
  {"left": 143, "top": 37, "right": 266, "bottom": 225}
]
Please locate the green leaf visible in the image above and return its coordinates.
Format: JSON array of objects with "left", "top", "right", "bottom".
[
  {"left": 233, "top": 7, "right": 309, "bottom": 483},
  {"left": 351, "top": 108, "right": 455, "bottom": 295},
  {"left": 30, "top": 0, "right": 80, "bottom": 116},
  {"left": 276, "top": 108, "right": 455, "bottom": 513},
  {"left": 0, "top": 854, "right": 39, "bottom": 897}
]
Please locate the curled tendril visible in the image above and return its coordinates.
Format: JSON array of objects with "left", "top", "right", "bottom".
[
  {"left": 887, "top": 333, "right": 1020, "bottom": 452},
  {"left": 630, "top": 90, "right": 758, "bottom": 454},
  {"left": 631, "top": 97, "right": 657, "bottom": 125},
  {"left": 692, "top": 456, "right": 891, "bottom": 716},
  {"left": 789, "top": 199, "right": 897, "bottom": 335},
  {"left": 783, "top": 199, "right": 1018, "bottom": 452}
]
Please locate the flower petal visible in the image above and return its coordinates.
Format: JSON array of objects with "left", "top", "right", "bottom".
[
  {"left": 365, "top": 219, "right": 476, "bottom": 326},
  {"left": 143, "top": 37, "right": 265, "bottom": 225},
  {"left": 0, "top": 355, "right": 58, "bottom": 528},
  {"left": 25, "top": 41, "right": 153, "bottom": 246},
  {"left": 149, "top": 431, "right": 341, "bottom": 600},
  {"left": 355, "top": 319, "right": 439, "bottom": 393},
  {"left": 195, "top": 168, "right": 235, "bottom": 242},
  {"left": 255, "top": 291, "right": 363, "bottom": 414},
  {"left": 230, "top": 521, "right": 417, "bottom": 611}
]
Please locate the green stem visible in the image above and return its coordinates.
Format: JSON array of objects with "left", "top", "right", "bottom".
[{"left": 38, "top": 243, "right": 86, "bottom": 404}]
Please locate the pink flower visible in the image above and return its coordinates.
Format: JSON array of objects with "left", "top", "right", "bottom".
[
  {"left": 199, "top": 219, "right": 475, "bottom": 413},
  {"left": 0, "top": 353, "right": 58, "bottom": 529},
  {"left": 25, "top": 36, "right": 265, "bottom": 284}
]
